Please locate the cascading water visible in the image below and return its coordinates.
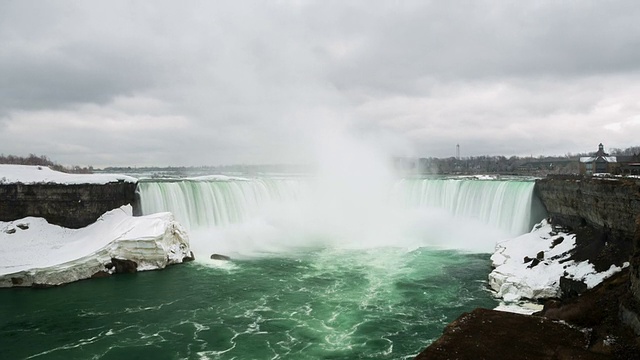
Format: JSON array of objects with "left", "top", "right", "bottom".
[
  {"left": 393, "top": 178, "right": 542, "bottom": 236},
  {"left": 137, "top": 176, "right": 544, "bottom": 255},
  {"left": 137, "top": 177, "right": 304, "bottom": 230},
  {"left": 4, "top": 176, "right": 547, "bottom": 360}
]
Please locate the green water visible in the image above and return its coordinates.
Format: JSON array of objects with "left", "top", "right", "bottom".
[{"left": 0, "top": 247, "right": 497, "bottom": 360}]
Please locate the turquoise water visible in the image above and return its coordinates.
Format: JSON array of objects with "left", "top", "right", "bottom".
[
  {"left": 0, "top": 247, "right": 497, "bottom": 359},
  {"left": 1, "top": 177, "right": 540, "bottom": 359}
]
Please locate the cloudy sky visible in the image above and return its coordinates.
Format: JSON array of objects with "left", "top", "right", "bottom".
[{"left": 1, "top": 1, "right": 639, "bottom": 167}]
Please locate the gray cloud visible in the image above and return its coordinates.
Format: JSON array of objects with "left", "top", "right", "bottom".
[{"left": 1, "top": 1, "right": 639, "bottom": 167}]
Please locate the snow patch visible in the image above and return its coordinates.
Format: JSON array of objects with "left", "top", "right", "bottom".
[
  {"left": 0, "top": 164, "right": 136, "bottom": 184},
  {"left": 489, "top": 220, "right": 627, "bottom": 303},
  {"left": 186, "top": 175, "right": 250, "bottom": 182},
  {"left": 0, "top": 205, "right": 191, "bottom": 287}
]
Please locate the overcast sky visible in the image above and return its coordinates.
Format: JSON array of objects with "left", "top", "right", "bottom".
[{"left": 1, "top": 1, "right": 640, "bottom": 167}]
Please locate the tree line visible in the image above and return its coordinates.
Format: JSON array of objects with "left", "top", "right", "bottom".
[
  {"left": 0, "top": 154, "right": 93, "bottom": 173},
  {"left": 396, "top": 145, "right": 640, "bottom": 176}
]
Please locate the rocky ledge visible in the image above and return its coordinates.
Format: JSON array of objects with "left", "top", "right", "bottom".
[
  {"left": 417, "top": 175, "right": 640, "bottom": 359},
  {"left": 417, "top": 269, "right": 640, "bottom": 360}
]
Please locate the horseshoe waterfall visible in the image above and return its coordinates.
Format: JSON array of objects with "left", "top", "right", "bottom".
[{"left": 3, "top": 176, "right": 545, "bottom": 359}]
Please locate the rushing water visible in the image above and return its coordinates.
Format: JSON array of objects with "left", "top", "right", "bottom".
[
  {"left": 0, "top": 177, "right": 544, "bottom": 359},
  {"left": 0, "top": 248, "right": 495, "bottom": 359}
]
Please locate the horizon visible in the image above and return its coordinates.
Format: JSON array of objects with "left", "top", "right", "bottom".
[{"left": 4, "top": 142, "right": 639, "bottom": 170}]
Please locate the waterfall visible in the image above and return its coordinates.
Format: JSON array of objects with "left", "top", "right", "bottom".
[
  {"left": 392, "top": 178, "right": 543, "bottom": 236},
  {"left": 137, "top": 178, "right": 304, "bottom": 230},
  {"left": 137, "top": 177, "right": 543, "bottom": 236}
]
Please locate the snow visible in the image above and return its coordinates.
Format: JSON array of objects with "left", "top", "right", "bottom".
[
  {"left": 494, "top": 302, "right": 544, "bottom": 315},
  {"left": 187, "top": 174, "right": 250, "bottom": 182},
  {"left": 580, "top": 156, "right": 617, "bottom": 163},
  {"left": 0, "top": 205, "right": 191, "bottom": 287},
  {"left": 489, "top": 220, "right": 627, "bottom": 303},
  {"left": 0, "top": 164, "right": 136, "bottom": 184}
]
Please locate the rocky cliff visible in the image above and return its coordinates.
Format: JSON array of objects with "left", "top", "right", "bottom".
[
  {"left": 535, "top": 175, "right": 640, "bottom": 271},
  {"left": 535, "top": 175, "right": 640, "bottom": 335},
  {"left": 0, "top": 181, "right": 139, "bottom": 228},
  {"left": 417, "top": 175, "right": 640, "bottom": 359}
]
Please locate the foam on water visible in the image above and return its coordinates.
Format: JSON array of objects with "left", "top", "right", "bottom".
[
  {"left": 137, "top": 176, "right": 542, "bottom": 257},
  {"left": 0, "top": 245, "right": 499, "bottom": 359}
]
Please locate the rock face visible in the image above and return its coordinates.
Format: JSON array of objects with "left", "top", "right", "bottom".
[
  {"left": 535, "top": 175, "right": 640, "bottom": 270},
  {"left": 111, "top": 258, "right": 138, "bottom": 273},
  {"left": 416, "top": 308, "right": 597, "bottom": 360},
  {"left": 418, "top": 175, "right": 640, "bottom": 359},
  {"left": 0, "top": 182, "right": 139, "bottom": 228},
  {"left": 535, "top": 176, "right": 640, "bottom": 239},
  {"left": 418, "top": 270, "right": 640, "bottom": 360},
  {"left": 623, "top": 215, "right": 640, "bottom": 335},
  {"left": 536, "top": 175, "right": 640, "bottom": 332}
]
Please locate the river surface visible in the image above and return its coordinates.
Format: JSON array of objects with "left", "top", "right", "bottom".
[{"left": 0, "top": 247, "right": 496, "bottom": 360}]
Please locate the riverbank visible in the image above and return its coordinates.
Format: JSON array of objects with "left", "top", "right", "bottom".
[
  {"left": 418, "top": 269, "right": 640, "bottom": 359},
  {"left": 417, "top": 175, "right": 640, "bottom": 359}
]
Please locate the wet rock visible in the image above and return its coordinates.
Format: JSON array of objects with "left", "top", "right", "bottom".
[
  {"left": 111, "top": 258, "right": 138, "bottom": 273},
  {"left": 16, "top": 223, "right": 29, "bottom": 230},
  {"left": 183, "top": 251, "right": 196, "bottom": 262},
  {"left": 10, "top": 277, "right": 23, "bottom": 285},
  {"left": 528, "top": 258, "right": 541, "bottom": 268},
  {"left": 537, "top": 251, "right": 545, "bottom": 260},
  {"left": 32, "top": 283, "right": 54, "bottom": 289},
  {"left": 415, "top": 308, "right": 598, "bottom": 360},
  {"left": 551, "top": 236, "right": 564, "bottom": 248},
  {"left": 4, "top": 227, "right": 16, "bottom": 234},
  {"left": 211, "top": 254, "right": 231, "bottom": 261},
  {"left": 524, "top": 256, "right": 534, "bottom": 264},
  {"left": 91, "top": 271, "right": 110, "bottom": 278},
  {"left": 559, "top": 276, "right": 588, "bottom": 299}
]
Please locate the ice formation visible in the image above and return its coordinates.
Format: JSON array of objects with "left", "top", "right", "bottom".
[
  {"left": 489, "top": 220, "right": 627, "bottom": 303},
  {"left": 0, "top": 205, "right": 191, "bottom": 287}
]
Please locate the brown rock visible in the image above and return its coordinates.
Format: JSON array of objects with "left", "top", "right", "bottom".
[
  {"left": 416, "top": 308, "right": 595, "bottom": 360},
  {"left": 91, "top": 271, "right": 110, "bottom": 278},
  {"left": 111, "top": 258, "right": 138, "bottom": 273}
]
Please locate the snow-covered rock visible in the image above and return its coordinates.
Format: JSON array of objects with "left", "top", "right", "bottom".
[
  {"left": 0, "top": 205, "right": 191, "bottom": 287},
  {"left": 489, "top": 220, "right": 627, "bottom": 302}
]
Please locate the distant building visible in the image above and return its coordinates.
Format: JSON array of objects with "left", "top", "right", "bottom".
[
  {"left": 617, "top": 153, "right": 640, "bottom": 175},
  {"left": 579, "top": 143, "right": 640, "bottom": 175},
  {"left": 580, "top": 143, "right": 615, "bottom": 174}
]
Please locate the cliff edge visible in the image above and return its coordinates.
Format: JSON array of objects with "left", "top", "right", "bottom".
[
  {"left": 0, "top": 165, "right": 139, "bottom": 228},
  {"left": 417, "top": 175, "right": 640, "bottom": 359}
]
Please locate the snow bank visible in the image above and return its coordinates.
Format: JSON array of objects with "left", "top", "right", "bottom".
[
  {"left": 489, "top": 220, "right": 627, "bottom": 303},
  {"left": 0, "top": 205, "right": 192, "bottom": 287},
  {"left": 0, "top": 164, "right": 137, "bottom": 184},
  {"left": 187, "top": 174, "right": 250, "bottom": 182}
]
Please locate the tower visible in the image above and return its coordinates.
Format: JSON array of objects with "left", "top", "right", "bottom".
[{"left": 456, "top": 144, "right": 460, "bottom": 160}]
